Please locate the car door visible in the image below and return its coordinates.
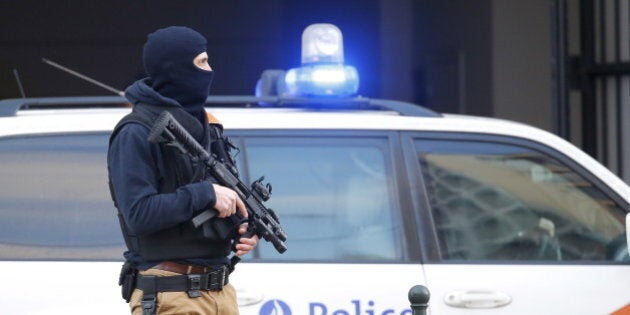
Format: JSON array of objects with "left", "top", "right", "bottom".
[
  {"left": 402, "top": 132, "right": 630, "bottom": 315},
  {"left": 0, "top": 132, "right": 127, "bottom": 314},
  {"left": 227, "top": 130, "right": 426, "bottom": 315}
]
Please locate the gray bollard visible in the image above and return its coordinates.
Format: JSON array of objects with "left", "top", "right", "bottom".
[{"left": 408, "top": 285, "right": 430, "bottom": 315}]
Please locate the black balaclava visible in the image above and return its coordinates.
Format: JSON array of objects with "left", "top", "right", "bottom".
[{"left": 143, "top": 26, "right": 214, "bottom": 118}]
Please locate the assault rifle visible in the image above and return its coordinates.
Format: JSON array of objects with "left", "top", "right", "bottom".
[{"left": 147, "top": 111, "right": 288, "bottom": 254}]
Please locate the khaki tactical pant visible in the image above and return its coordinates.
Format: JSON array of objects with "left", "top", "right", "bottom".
[{"left": 129, "top": 268, "right": 239, "bottom": 315}]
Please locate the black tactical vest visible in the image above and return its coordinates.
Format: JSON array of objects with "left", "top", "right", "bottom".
[{"left": 108, "top": 103, "right": 232, "bottom": 261}]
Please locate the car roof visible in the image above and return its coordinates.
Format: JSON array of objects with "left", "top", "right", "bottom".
[{"left": 0, "top": 105, "right": 553, "bottom": 138}]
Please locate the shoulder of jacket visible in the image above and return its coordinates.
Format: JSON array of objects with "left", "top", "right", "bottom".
[{"left": 109, "top": 113, "right": 152, "bottom": 145}]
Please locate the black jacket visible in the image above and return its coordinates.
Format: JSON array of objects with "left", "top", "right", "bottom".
[{"left": 108, "top": 78, "right": 230, "bottom": 268}]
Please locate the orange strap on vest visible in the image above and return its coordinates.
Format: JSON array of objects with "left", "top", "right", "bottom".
[{"left": 206, "top": 112, "right": 221, "bottom": 125}]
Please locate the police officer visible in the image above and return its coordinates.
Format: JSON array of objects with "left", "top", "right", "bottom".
[{"left": 108, "top": 26, "right": 258, "bottom": 315}]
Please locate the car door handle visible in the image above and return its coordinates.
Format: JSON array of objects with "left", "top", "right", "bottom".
[
  {"left": 444, "top": 290, "right": 512, "bottom": 309},
  {"left": 236, "top": 288, "right": 265, "bottom": 307}
]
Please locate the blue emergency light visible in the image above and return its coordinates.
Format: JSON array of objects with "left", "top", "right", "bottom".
[{"left": 283, "top": 23, "right": 359, "bottom": 97}]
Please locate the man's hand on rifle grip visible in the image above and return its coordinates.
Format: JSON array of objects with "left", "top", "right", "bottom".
[
  {"left": 235, "top": 223, "right": 259, "bottom": 256},
  {"left": 212, "top": 184, "right": 247, "bottom": 218}
]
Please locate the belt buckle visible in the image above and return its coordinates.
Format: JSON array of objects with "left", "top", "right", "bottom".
[
  {"left": 221, "top": 265, "right": 228, "bottom": 285},
  {"left": 187, "top": 274, "right": 202, "bottom": 298},
  {"left": 141, "top": 294, "right": 157, "bottom": 314},
  {"left": 208, "top": 267, "right": 226, "bottom": 291}
]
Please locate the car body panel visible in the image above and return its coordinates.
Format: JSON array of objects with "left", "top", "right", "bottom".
[
  {"left": 422, "top": 264, "right": 630, "bottom": 315},
  {"left": 1, "top": 104, "right": 629, "bottom": 315}
]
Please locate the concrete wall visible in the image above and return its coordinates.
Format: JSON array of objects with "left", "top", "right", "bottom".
[
  {"left": 411, "top": 0, "right": 493, "bottom": 116},
  {"left": 0, "top": 0, "right": 557, "bottom": 135},
  {"left": 491, "top": 0, "right": 552, "bottom": 131},
  {"left": 0, "top": 1, "right": 286, "bottom": 97},
  {"left": 379, "top": 0, "right": 414, "bottom": 102}
]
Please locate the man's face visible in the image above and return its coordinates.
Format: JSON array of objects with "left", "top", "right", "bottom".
[{"left": 193, "top": 52, "right": 212, "bottom": 71}]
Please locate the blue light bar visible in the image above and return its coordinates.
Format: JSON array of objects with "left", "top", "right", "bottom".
[
  {"left": 278, "top": 23, "right": 360, "bottom": 98},
  {"left": 284, "top": 64, "right": 359, "bottom": 97}
]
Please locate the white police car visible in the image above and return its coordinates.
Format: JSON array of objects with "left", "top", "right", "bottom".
[{"left": 0, "top": 24, "right": 629, "bottom": 315}]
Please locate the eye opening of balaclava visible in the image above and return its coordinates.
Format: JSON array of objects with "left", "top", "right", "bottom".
[{"left": 143, "top": 26, "right": 214, "bottom": 116}]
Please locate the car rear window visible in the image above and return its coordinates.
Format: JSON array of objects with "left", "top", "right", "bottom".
[{"left": 0, "top": 133, "right": 124, "bottom": 260}]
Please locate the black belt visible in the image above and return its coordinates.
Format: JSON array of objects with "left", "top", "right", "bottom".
[
  {"left": 136, "top": 265, "right": 232, "bottom": 315},
  {"left": 137, "top": 265, "right": 229, "bottom": 296}
]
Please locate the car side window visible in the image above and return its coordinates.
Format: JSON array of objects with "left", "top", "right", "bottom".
[
  {"left": 414, "top": 139, "right": 628, "bottom": 262},
  {"left": 0, "top": 134, "right": 124, "bottom": 260},
  {"left": 239, "top": 135, "right": 405, "bottom": 261}
]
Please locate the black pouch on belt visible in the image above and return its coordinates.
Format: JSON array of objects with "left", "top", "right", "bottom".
[
  {"left": 118, "top": 260, "right": 138, "bottom": 303},
  {"left": 202, "top": 215, "right": 241, "bottom": 240}
]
